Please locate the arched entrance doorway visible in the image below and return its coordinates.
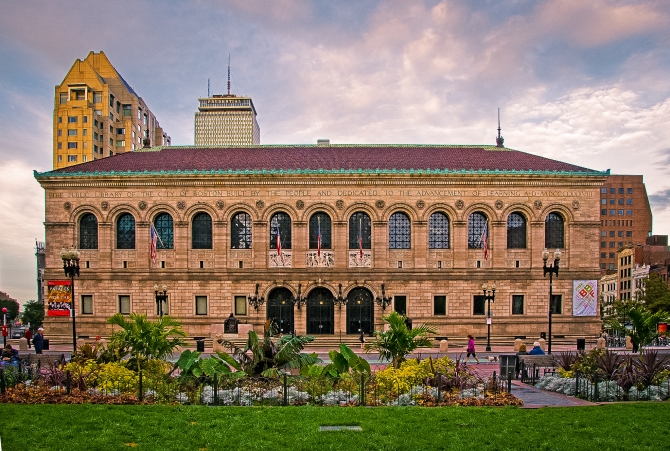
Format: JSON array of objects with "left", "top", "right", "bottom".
[
  {"left": 266, "top": 287, "right": 294, "bottom": 335},
  {"left": 346, "top": 287, "right": 374, "bottom": 334},
  {"left": 306, "top": 287, "right": 334, "bottom": 334}
]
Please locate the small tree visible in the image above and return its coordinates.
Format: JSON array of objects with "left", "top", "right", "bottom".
[
  {"left": 639, "top": 273, "right": 670, "bottom": 314},
  {"left": 20, "top": 300, "right": 44, "bottom": 331},
  {"left": 0, "top": 292, "right": 20, "bottom": 323},
  {"left": 107, "top": 313, "right": 187, "bottom": 371},
  {"left": 364, "top": 311, "right": 437, "bottom": 368}
]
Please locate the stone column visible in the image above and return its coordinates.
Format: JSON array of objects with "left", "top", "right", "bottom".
[
  {"left": 252, "top": 221, "right": 268, "bottom": 269},
  {"left": 452, "top": 221, "right": 467, "bottom": 269},
  {"left": 414, "top": 220, "right": 427, "bottom": 269},
  {"left": 293, "top": 220, "right": 307, "bottom": 268}
]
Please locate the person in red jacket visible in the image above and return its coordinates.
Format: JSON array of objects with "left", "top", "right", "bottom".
[{"left": 24, "top": 329, "right": 32, "bottom": 348}]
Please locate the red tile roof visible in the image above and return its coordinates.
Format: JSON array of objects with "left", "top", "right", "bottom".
[{"left": 46, "top": 145, "right": 600, "bottom": 175}]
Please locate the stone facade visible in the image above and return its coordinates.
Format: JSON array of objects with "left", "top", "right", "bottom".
[{"left": 36, "top": 144, "right": 607, "bottom": 342}]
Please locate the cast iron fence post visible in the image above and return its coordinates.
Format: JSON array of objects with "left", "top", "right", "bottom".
[
  {"left": 593, "top": 373, "right": 598, "bottom": 402},
  {"left": 139, "top": 370, "right": 143, "bottom": 402},
  {"left": 213, "top": 374, "right": 218, "bottom": 405},
  {"left": 360, "top": 373, "right": 365, "bottom": 406},
  {"left": 283, "top": 373, "right": 288, "bottom": 406},
  {"left": 66, "top": 370, "right": 71, "bottom": 395},
  {"left": 436, "top": 371, "right": 441, "bottom": 403},
  {"left": 507, "top": 369, "right": 512, "bottom": 393},
  {"left": 0, "top": 368, "right": 5, "bottom": 394}
]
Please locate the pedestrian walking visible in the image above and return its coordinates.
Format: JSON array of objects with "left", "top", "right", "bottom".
[
  {"left": 466, "top": 334, "right": 479, "bottom": 363},
  {"left": 359, "top": 331, "right": 365, "bottom": 349},
  {"left": 33, "top": 327, "right": 45, "bottom": 354},
  {"left": 24, "top": 329, "right": 32, "bottom": 348}
]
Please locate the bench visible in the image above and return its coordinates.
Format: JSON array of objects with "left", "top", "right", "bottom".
[{"left": 518, "top": 355, "right": 557, "bottom": 383}]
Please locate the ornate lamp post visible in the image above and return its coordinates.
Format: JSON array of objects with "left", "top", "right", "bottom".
[
  {"left": 60, "top": 246, "right": 80, "bottom": 353},
  {"left": 375, "top": 283, "right": 392, "bottom": 311},
  {"left": 334, "top": 284, "right": 348, "bottom": 309},
  {"left": 292, "top": 283, "right": 306, "bottom": 310},
  {"left": 542, "top": 248, "right": 561, "bottom": 355},
  {"left": 154, "top": 284, "right": 168, "bottom": 318},
  {"left": 248, "top": 283, "right": 265, "bottom": 310},
  {"left": 482, "top": 283, "right": 496, "bottom": 352}
]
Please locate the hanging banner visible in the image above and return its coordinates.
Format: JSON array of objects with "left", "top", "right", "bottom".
[
  {"left": 573, "top": 280, "right": 598, "bottom": 316},
  {"left": 47, "top": 280, "right": 72, "bottom": 317}
]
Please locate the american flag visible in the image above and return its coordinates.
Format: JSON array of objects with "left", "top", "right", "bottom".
[
  {"left": 359, "top": 218, "right": 363, "bottom": 258},
  {"left": 150, "top": 224, "right": 158, "bottom": 266},
  {"left": 479, "top": 221, "right": 489, "bottom": 260},
  {"left": 317, "top": 216, "right": 321, "bottom": 257},
  {"left": 275, "top": 224, "right": 282, "bottom": 257}
]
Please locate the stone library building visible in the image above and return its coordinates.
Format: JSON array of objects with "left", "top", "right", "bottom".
[{"left": 35, "top": 143, "right": 607, "bottom": 343}]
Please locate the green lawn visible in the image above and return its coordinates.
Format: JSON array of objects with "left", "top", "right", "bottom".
[{"left": 1, "top": 403, "right": 668, "bottom": 450}]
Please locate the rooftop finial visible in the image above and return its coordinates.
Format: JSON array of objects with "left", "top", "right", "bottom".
[
  {"left": 496, "top": 108, "right": 505, "bottom": 147},
  {"left": 227, "top": 54, "right": 231, "bottom": 96}
]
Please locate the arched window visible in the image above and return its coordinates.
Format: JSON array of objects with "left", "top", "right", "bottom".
[
  {"left": 468, "top": 212, "right": 488, "bottom": 249},
  {"left": 116, "top": 213, "right": 135, "bottom": 249},
  {"left": 192, "top": 212, "right": 212, "bottom": 249},
  {"left": 79, "top": 213, "right": 98, "bottom": 249},
  {"left": 507, "top": 212, "right": 527, "bottom": 249},
  {"left": 429, "top": 212, "right": 450, "bottom": 249},
  {"left": 349, "top": 212, "right": 372, "bottom": 249},
  {"left": 309, "top": 212, "right": 332, "bottom": 249},
  {"left": 231, "top": 212, "right": 252, "bottom": 249},
  {"left": 389, "top": 212, "right": 411, "bottom": 249},
  {"left": 154, "top": 213, "right": 174, "bottom": 249},
  {"left": 270, "top": 212, "right": 292, "bottom": 249},
  {"left": 545, "top": 212, "right": 565, "bottom": 248}
]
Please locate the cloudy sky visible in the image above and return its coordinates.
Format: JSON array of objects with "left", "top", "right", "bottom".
[{"left": 1, "top": 0, "right": 669, "bottom": 303}]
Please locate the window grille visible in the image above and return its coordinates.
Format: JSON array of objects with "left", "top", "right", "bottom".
[
  {"left": 545, "top": 212, "right": 565, "bottom": 248},
  {"left": 79, "top": 213, "right": 98, "bottom": 249},
  {"left": 116, "top": 213, "right": 135, "bottom": 249},
  {"left": 349, "top": 212, "right": 371, "bottom": 249},
  {"left": 309, "top": 212, "right": 332, "bottom": 249},
  {"left": 270, "top": 212, "right": 292, "bottom": 249},
  {"left": 429, "top": 212, "right": 450, "bottom": 249},
  {"left": 389, "top": 212, "right": 411, "bottom": 249},
  {"left": 468, "top": 212, "right": 488, "bottom": 249},
  {"left": 154, "top": 213, "right": 174, "bottom": 249},
  {"left": 192, "top": 212, "right": 212, "bottom": 249},
  {"left": 231, "top": 212, "right": 252, "bottom": 249},
  {"left": 507, "top": 212, "right": 527, "bottom": 248}
]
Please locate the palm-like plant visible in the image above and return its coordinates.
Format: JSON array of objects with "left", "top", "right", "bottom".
[
  {"left": 605, "top": 300, "right": 668, "bottom": 351},
  {"left": 107, "top": 313, "right": 187, "bottom": 371},
  {"left": 364, "top": 311, "right": 437, "bottom": 368},
  {"left": 220, "top": 320, "right": 320, "bottom": 377}
]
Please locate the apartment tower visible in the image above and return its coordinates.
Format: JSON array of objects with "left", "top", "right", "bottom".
[
  {"left": 53, "top": 51, "right": 170, "bottom": 169},
  {"left": 599, "top": 175, "right": 652, "bottom": 272}
]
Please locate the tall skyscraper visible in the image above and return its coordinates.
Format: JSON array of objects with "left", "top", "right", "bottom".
[
  {"left": 53, "top": 51, "right": 170, "bottom": 169},
  {"left": 194, "top": 94, "right": 260, "bottom": 145},
  {"left": 599, "top": 174, "right": 653, "bottom": 272}
]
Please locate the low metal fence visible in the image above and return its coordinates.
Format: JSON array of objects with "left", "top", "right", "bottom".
[{"left": 0, "top": 361, "right": 511, "bottom": 406}]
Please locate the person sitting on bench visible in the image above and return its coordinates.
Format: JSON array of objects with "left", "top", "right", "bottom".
[{"left": 528, "top": 341, "right": 545, "bottom": 355}]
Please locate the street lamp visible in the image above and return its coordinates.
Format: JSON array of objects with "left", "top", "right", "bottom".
[
  {"left": 375, "top": 283, "right": 392, "bottom": 310},
  {"left": 542, "top": 248, "right": 561, "bottom": 355},
  {"left": 334, "top": 284, "right": 348, "bottom": 309},
  {"left": 154, "top": 284, "right": 168, "bottom": 318},
  {"left": 482, "top": 282, "right": 496, "bottom": 352},
  {"left": 60, "top": 246, "right": 80, "bottom": 353},
  {"left": 2, "top": 307, "right": 7, "bottom": 348},
  {"left": 248, "top": 283, "right": 265, "bottom": 310},
  {"left": 292, "top": 283, "right": 306, "bottom": 310}
]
